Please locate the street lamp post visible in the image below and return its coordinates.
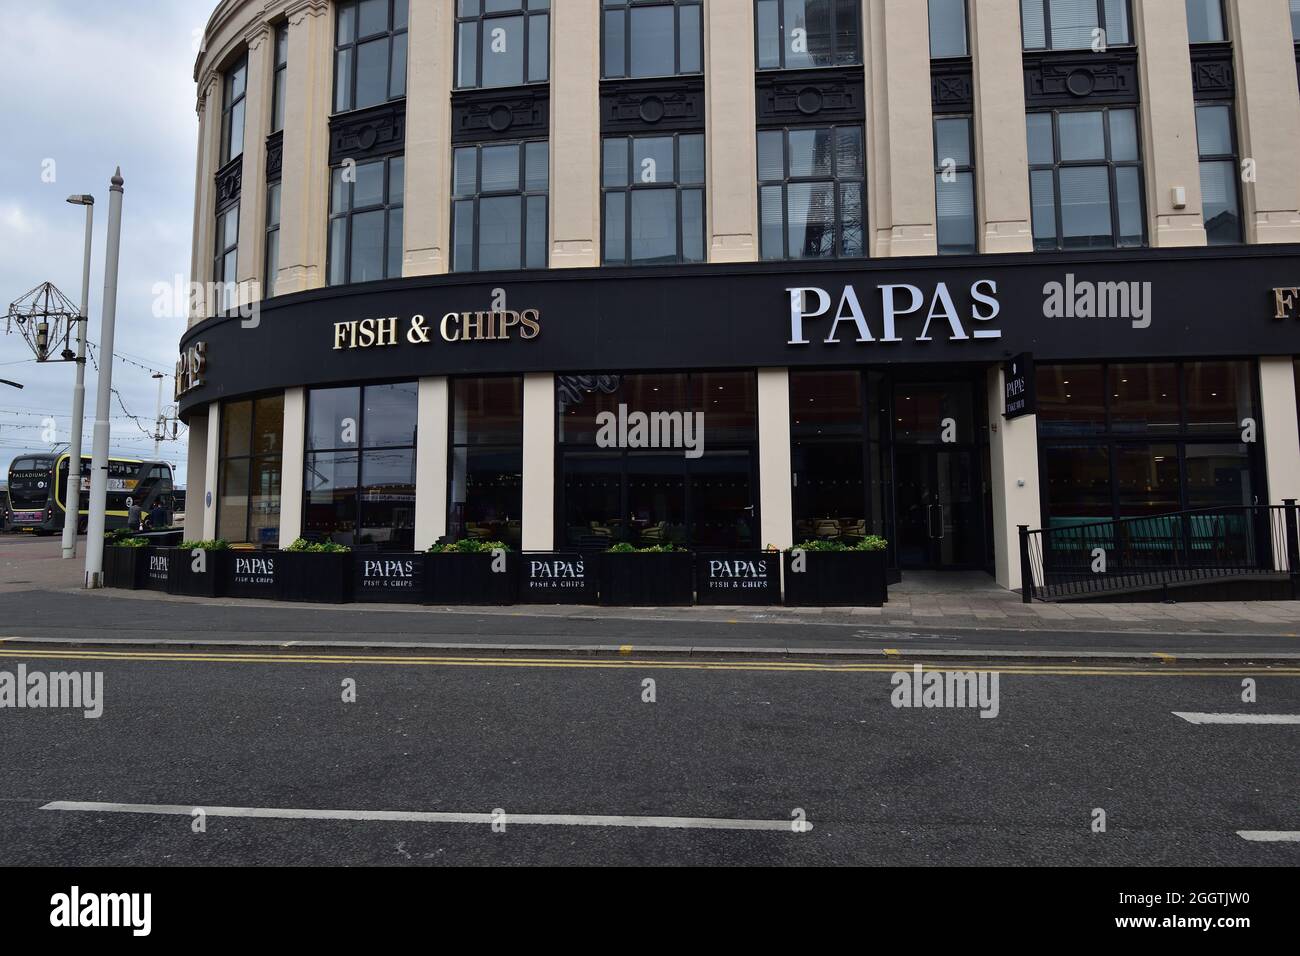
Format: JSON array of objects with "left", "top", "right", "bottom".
[
  {"left": 62, "top": 193, "right": 94, "bottom": 560},
  {"left": 85, "top": 170, "right": 124, "bottom": 589}
]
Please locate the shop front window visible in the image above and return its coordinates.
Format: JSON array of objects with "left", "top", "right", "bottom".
[
  {"left": 218, "top": 394, "right": 284, "bottom": 545},
  {"left": 449, "top": 377, "right": 524, "bottom": 549}
]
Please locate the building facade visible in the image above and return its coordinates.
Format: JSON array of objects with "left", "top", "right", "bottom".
[{"left": 181, "top": 0, "right": 1300, "bottom": 590}]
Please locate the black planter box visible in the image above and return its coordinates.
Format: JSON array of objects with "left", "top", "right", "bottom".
[
  {"left": 103, "top": 545, "right": 147, "bottom": 590},
  {"left": 599, "top": 551, "right": 694, "bottom": 606},
  {"left": 518, "top": 552, "right": 597, "bottom": 604},
  {"left": 221, "top": 550, "right": 283, "bottom": 601},
  {"left": 782, "top": 549, "right": 889, "bottom": 607},
  {"left": 280, "top": 552, "right": 353, "bottom": 604},
  {"left": 427, "top": 552, "right": 518, "bottom": 605},
  {"left": 354, "top": 553, "right": 426, "bottom": 603},
  {"left": 166, "top": 547, "right": 223, "bottom": 598},
  {"left": 143, "top": 548, "right": 173, "bottom": 592},
  {"left": 695, "top": 551, "right": 780, "bottom": 605}
]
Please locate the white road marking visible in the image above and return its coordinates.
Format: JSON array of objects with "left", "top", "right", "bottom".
[
  {"left": 1172, "top": 712, "right": 1300, "bottom": 724},
  {"left": 40, "top": 800, "right": 807, "bottom": 832},
  {"left": 1237, "top": 831, "right": 1300, "bottom": 842}
]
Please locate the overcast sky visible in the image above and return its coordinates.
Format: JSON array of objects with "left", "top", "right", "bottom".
[{"left": 0, "top": 0, "right": 218, "bottom": 486}]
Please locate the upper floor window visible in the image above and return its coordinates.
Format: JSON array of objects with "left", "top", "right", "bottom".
[
  {"left": 214, "top": 204, "right": 240, "bottom": 312},
  {"left": 455, "top": 1, "right": 550, "bottom": 90},
  {"left": 603, "top": 0, "right": 703, "bottom": 79},
  {"left": 270, "top": 24, "right": 289, "bottom": 133},
  {"left": 755, "top": 0, "right": 861, "bottom": 70},
  {"left": 928, "top": 0, "right": 969, "bottom": 58},
  {"left": 220, "top": 56, "right": 248, "bottom": 165},
  {"left": 1292, "top": 0, "right": 1300, "bottom": 41},
  {"left": 1021, "top": 0, "right": 1131, "bottom": 51},
  {"left": 265, "top": 182, "right": 282, "bottom": 296},
  {"left": 1195, "top": 104, "right": 1242, "bottom": 245},
  {"left": 934, "top": 116, "right": 976, "bottom": 254},
  {"left": 757, "top": 125, "right": 864, "bottom": 260},
  {"left": 334, "top": 0, "right": 408, "bottom": 114},
  {"left": 603, "top": 133, "right": 705, "bottom": 264},
  {"left": 328, "top": 155, "right": 404, "bottom": 285},
  {"left": 1185, "top": 0, "right": 1225, "bottom": 43},
  {"left": 1027, "top": 107, "right": 1145, "bottom": 250},
  {"left": 452, "top": 140, "right": 549, "bottom": 272}
]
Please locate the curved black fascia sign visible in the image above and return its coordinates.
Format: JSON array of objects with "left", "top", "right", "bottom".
[{"left": 177, "top": 245, "right": 1300, "bottom": 420}]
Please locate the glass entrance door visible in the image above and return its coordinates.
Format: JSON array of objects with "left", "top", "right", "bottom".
[{"left": 894, "top": 448, "right": 984, "bottom": 568}]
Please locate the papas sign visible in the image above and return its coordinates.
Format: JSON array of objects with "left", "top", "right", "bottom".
[
  {"left": 1003, "top": 353, "right": 1034, "bottom": 420},
  {"left": 333, "top": 309, "right": 540, "bottom": 350},
  {"left": 175, "top": 341, "right": 206, "bottom": 399}
]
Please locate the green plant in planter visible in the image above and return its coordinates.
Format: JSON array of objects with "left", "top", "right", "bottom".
[
  {"left": 429, "top": 539, "right": 511, "bottom": 554},
  {"left": 285, "top": 538, "right": 351, "bottom": 553},
  {"left": 113, "top": 537, "right": 149, "bottom": 549},
  {"left": 179, "top": 539, "right": 230, "bottom": 551},
  {"left": 606, "top": 542, "right": 678, "bottom": 553},
  {"left": 789, "top": 536, "right": 887, "bottom": 553}
]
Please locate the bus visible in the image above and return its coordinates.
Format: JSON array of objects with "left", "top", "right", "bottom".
[{"left": 5, "top": 453, "right": 176, "bottom": 534}]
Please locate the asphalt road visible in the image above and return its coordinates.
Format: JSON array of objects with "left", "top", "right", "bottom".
[{"left": 1, "top": 646, "right": 1296, "bottom": 866}]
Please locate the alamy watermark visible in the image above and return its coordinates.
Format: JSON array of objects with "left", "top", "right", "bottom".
[
  {"left": 0, "top": 665, "right": 104, "bottom": 718},
  {"left": 595, "top": 403, "right": 704, "bottom": 459},
  {"left": 890, "top": 664, "right": 999, "bottom": 718}
]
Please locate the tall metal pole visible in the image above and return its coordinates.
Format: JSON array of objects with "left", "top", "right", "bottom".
[
  {"left": 61, "top": 195, "right": 94, "bottom": 560},
  {"left": 85, "top": 169, "right": 124, "bottom": 589},
  {"left": 151, "top": 372, "right": 165, "bottom": 458}
]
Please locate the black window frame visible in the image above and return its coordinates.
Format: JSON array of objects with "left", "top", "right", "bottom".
[
  {"left": 1194, "top": 101, "right": 1244, "bottom": 246},
  {"left": 220, "top": 54, "right": 248, "bottom": 166},
  {"left": 754, "top": 0, "right": 864, "bottom": 71},
  {"left": 213, "top": 203, "right": 240, "bottom": 315},
  {"left": 933, "top": 114, "right": 977, "bottom": 255},
  {"left": 1027, "top": 106, "right": 1147, "bottom": 252},
  {"left": 602, "top": 0, "right": 704, "bottom": 80},
  {"left": 601, "top": 132, "right": 706, "bottom": 266},
  {"left": 270, "top": 22, "right": 289, "bottom": 133},
  {"left": 218, "top": 393, "right": 285, "bottom": 546},
  {"left": 451, "top": 139, "right": 550, "bottom": 273},
  {"left": 928, "top": 0, "right": 969, "bottom": 59},
  {"left": 1185, "top": 0, "right": 1228, "bottom": 44},
  {"left": 756, "top": 123, "right": 866, "bottom": 261},
  {"left": 454, "top": 0, "right": 551, "bottom": 91},
  {"left": 332, "top": 0, "right": 409, "bottom": 115},
  {"left": 1020, "top": 0, "right": 1134, "bottom": 51},
  {"left": 448, "top": 375, "right": 525, "bottom": 549},
  {"left": 264, "top": 181, "right": 282, "bottom": 297},
  {"left": 327, "top": 154, "right": 405, "bottom": 286}
]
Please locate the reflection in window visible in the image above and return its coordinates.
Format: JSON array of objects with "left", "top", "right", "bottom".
[
  {"left": 934, "top": 116, "right": 976, "bottom": 255},
  {"left": 452, "top": 140, "right": 548, "bottom": 272},
  {"left": 220, "top": 56, "right": 248, "bottom": 165},
  {"left": 218, "top": 394, "right": 284, "bottom": 545},
  {"left": 1027, "top": 108, "right": 1145, "bottom": 250},
  {"left": 334, "top": 0, "right": 408, "bottom": 114},
  {"left": 328, "top": 155, "right": 404, "bottom": 285},
  {"left": 264, "top": 182, "right": 281, "bottom": 297},
  {"left": 270, "top": 24, "right": 289, "bottom": 133},
  {"left": 928, "top": 0, "right": 968, "bottom": 58},
  {"left": 450, "top": 377, "right": 524, "bottom": 549},
  {"left": 755, "top": 0, "right": 861, "bottom": 70},
  {"left": 1195, "top": 104, "right": 1242, "bottom": 245},
  {"left": 1185, "top": 0, "right": 1225, "bottom": 43},
  {"left": 455, "top": 0, "right": 550, "bottom": 90},
  {"left": 603, "top": 0, "right": 702, "bottom": 79},
  {"left": 603, "top": 134, "right": 705, "bottom": 265},
  {"left": 758, "top": 125, "right": 864, "bottom": 260},
  {"left": 1021, "top": 0, "right": 1131, "bottom": 51}
]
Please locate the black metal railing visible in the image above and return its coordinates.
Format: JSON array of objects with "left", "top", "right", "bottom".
[{"left": 1018, "top": 502, "right": 1299, "bottom": 603}]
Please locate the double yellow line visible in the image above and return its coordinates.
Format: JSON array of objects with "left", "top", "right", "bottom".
[{"left": 0, "top": 646, "right": 1297, "bottom": 678}]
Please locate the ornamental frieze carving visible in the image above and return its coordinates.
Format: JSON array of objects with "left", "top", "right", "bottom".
[
  {"left": 931, "top": 58, "right": 973, "bottom": 114},
  {"left": 265, "top": 130, "right": 283, "bottom": 183},
  {"left": 214, "top": 155, "right": 242, "bottom": 211},
  {"left": 1023, "top": 50, "right": 1140, "bottom": 108},
  {"left": 600, "top": 77, "right": 705, "bottom": 133},
  {"left": 1190, "top": 42, "right": 1235, "bottom": 100},
  {"left": 329, "top": 101, "right": 406, "bottom": 165},
  {"left": 451, "top": 87, "right": 549, "bottom": 144},
  {"left": 755, "top": 67, "right": 865, "bottom": 127}
]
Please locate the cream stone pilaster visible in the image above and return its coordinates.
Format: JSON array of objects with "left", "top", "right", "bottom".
[
  {"left": 522, "top": 373, "right": 556, "bottom": 551},
  {"left": 969, "top": 0, "right": 1032, "bottom": 253},
  {"left": 757, "top": 368, "right": 794, "bottom": 550},
  {"left": 1260, "top": 357, "right": 1300, "bottom": 508},
  {"left": 404, "top": 0, "right": 453, "bottom": 276},
  {"left": 278, "top": 387, "right": 306, "bottom": 546},
  {"left": 203, "top": 404, "right": 222, "bottom": 540},
  {"left": 276, "top": 0, "right": 333, "bottom": 293},
  {"left": 1230, "top": 0, "right": 1300, "bottom": 243},
  {"left": 706, "top": 0, "right": 759, "bottom": 263},
  {"left": 865, "top": 0, "right": 937, "bottom": 256},
  {"left": 551, "top": 0, "right": 601, "bottom": 267},
  {"left": 192, "top": 75, "right": 223, "bottom": 319},
  {"left": 414, "top": 377, "right": 450, "bottom": 550},
  {"left": 236, "top": 22, "right": 274, "bottom": 306},
  {"left": 986, "top": 366, "right": 1040, "bottom": 592},
  {"left": 1134, "top": 0, "right": 1207, "bottom": 247},
  {"left": 185, "top": 409, "right": 209, "bottom": 533}
]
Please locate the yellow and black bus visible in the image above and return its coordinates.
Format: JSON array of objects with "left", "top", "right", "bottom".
[{"left": 6, "top": 453, "right": 175, "bottom": 534}]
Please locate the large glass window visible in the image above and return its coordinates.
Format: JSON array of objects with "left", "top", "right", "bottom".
[
  {"left": 455, "top": 1, "right": 549, "bottom": 90},
  {"left": 1027, "top": 107, "right": 1145, "bottom": 250},
  {"left": 603, "top": 0, "right": 703, "bottom": 79},
  {"left": 1195, "top": 103, "right": 1242, "bottom": 246},
  {"left": 934, "top": 116, "right": 976, "bottom": 255},
  {"left": 558, "top": 372, "right": 758, "bottom": 550},
  {"left": 603, "top": 133, "right": 705, "bottom": 265},
  {"left": 452, "top": 140, "right": 548, "bottom": 272},
  {"left": 328, "top": 155, "right": 404, "bottom": 285},
  {"left": 220, "top": 56, "right": 248, "bottom": 165},
  {"left": 449, "top": 377, "right": 524, "bottom": 550},
  {"left": 928, "top": 0, "right": 968, "bottom": 58},
  {"left": 757, "top": 125, "right": 864, "bottom": 260},
  {"left": 304, "top": 383, "right": 418, "bottom": 549},
  {"left": 270, "top": 24, "right": 288, "bottom": 133},
  {"left": 264, "top": 182, "right": 281, "bottom": 297},
  {"left": 1185, "top": 0, "right": 1225, "bottom": 43},
  {"left": 1021, "top": 0, "right": 1131, "bottom": 50},
  {"left": 1037, "top": 361, "right": 1261, "bottom": 525},
  {"left": 334, "top": 0, "right": 408, "bottom": 113},
  {"left": 219, "top": 394, "right": 284, "bottom": 545},
  {"left": 214, "top": 204, "right": 239, "bottom": 314},
  {"left": 755, "top": 0, "right": 861, "bottom": 70}
]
